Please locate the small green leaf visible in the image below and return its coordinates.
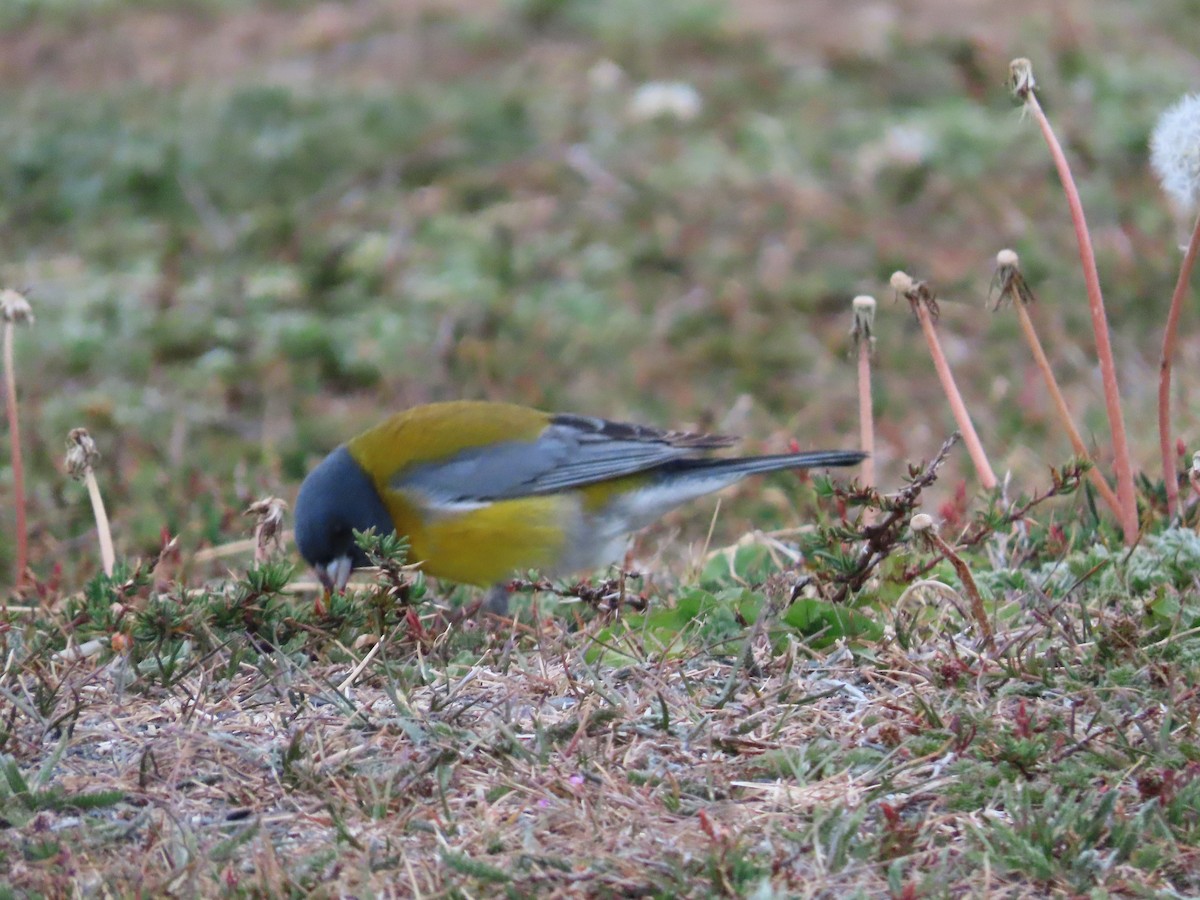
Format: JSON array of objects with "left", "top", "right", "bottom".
[{"left": 783, "top": 599, "right": 881, "bottom": 644}]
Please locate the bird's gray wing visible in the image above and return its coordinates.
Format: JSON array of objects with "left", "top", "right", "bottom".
[{"left": 392, "top": 413, "right": 736, "bottom": 504}]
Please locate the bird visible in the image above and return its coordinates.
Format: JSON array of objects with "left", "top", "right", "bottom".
[{"left": 294, "top": 400, "right": 865, "bottom": 607}]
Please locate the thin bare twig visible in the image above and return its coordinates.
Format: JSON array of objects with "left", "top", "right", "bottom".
[{"left": 830, "top": 433, "right": 960, "bottom": 602}]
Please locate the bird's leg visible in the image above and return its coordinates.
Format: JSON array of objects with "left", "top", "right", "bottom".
[{"left": 484, "top": 582, "right": 510, "bottom": 616}]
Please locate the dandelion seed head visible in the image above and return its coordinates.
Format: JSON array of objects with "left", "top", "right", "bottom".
[
  {"left": 1151, "top": 94, "right": 1200, "bottom": 212},
  {"left": 628, "top": 82, "right": 702, "bottom": 122}
]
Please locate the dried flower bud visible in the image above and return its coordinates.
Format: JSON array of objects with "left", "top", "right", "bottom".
[
  {"left": 1151, "top": 94, "right": 1200, "bottom": 213},
  {"left": 246, "top": 496, "right": 288, "bottom": 559},
  {"left": 992, "top": 248, "right": 1035, "bottom": 308},
  {"left": 245, "top": 496, "right": 287, "bottom": 532},
  {"left": 1009, "top": 58, "right": 1035, "bottom": 98},
  {"left": 851, "top": 294, "right": 877, "bottom": 344},
  {"left": 910, "top": 513, "right": 936, "bottom": 533},
  {"left": 65, "top": 428, "right": 101, "bottom": 481},
  {"left": 891, "top": 270, "right": 939, "bottom": 318},
  {"left": 889, "top": 271, "right": 914, "bottom": 293},
  {"left": 111, "top": 632, "right": 133, "bottom": 654},
  {"left": 0, "top": 288, "right": 33, "bottom": 325}
]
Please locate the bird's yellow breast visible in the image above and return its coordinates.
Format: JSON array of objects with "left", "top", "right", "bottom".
[
  {"left": 379, "top": 490, "right": 576, "bottom": 585},
  {"left": 343, "top": 403, "right": 562, "bottom": 584}
]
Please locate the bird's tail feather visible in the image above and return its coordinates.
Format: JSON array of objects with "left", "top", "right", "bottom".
[
  {"left": 670, "top": 450, "right": 866, "bottom": 479},
  {"left": 615, "top": 449, "right": 866, "bottom": 532}
]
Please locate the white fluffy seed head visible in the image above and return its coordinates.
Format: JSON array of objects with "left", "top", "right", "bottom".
[
  {"left": 628, "top": 82, "right": 702, "bottom": 122},
  {"left": 852, "top": 295, "right": 877, "bottom": 314},
  {"left": 1151, "top": 94, "right": 1200, "bottom": 212},
  {"left": 889, "top": 271, "right": 913, "bottom": 292},
  {"left": 995, "top": 248, "right": 1019, "bottom": 268}
]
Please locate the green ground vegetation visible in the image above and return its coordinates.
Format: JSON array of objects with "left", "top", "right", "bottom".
[{"left": 4, "top": 0, "right": 1200, "bottom": 895}]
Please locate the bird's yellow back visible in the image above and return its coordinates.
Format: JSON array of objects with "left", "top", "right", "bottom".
[{"left": 347, "top": 401, "right": 552, "bottom": 475}]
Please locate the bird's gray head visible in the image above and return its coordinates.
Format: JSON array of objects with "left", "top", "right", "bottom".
[{"left": 294, "top": 445, "right": 395, "bottom": 592}]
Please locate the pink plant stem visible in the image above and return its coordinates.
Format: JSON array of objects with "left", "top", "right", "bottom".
[
  {"left": 914, "top": 303, "right": 998, "bottom": 490},
  {"left": 1158, "top": 212, "right": 1200, "bottom": 520},
  {"left": 1013, "top": 301, "right": 1123, "bottom": 518},
  {"left": 1023, "top": 90, "right": 1138, "bottom": 544},
  {"left": 856, "top": 340, "right": 876, "bottom": 524},
  {"left": 857, "top": 343, "right": 875, "bottom": 489},
  {"left": 3, "top": 322, "right": 27, "bottom": 587}
]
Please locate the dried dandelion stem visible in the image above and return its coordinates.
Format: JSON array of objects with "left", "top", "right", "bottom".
[
  {"left": 66, "top": 428, "right": 114, "bottom": 576},
  {"left": 994, "top": 251, "right": 1122, "bottom": 519},
  {"left": 1, "top": 290, "right": 33, "bottom": 587},
  {"left": 1014, "top": 302, "right": 1124, "bottom": 517},
  {"left": 1010, "top": 58, "right": 1138, "bottom": 544},
  {"left": 911, "top": 513, "right": 992, "bottom": 646},
  {"left": 917, "top": 309, "right": 996, "bottom": 488},
  {"left": 1157, "top": 215, "right": 1200, "bottom": 520},
  {"left": 1149, "top": 95, "right": 1200, "bottom": 520},
  {"left": 892, "top": 272, "right": 997, "bottom": 491},
  {"left": 85, "top": 476, "right": 114, "bottom": 575},
  {"left": 851, "top": 296, "right": 877, "bottom": 491}
]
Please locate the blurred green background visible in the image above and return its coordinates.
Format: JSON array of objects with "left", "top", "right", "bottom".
[{"left": 2, "top": 0, "right": 1199, "bottom": 583}]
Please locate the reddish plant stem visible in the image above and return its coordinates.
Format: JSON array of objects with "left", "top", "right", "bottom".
[
  {"left": 856, "top": 337, "right": 876, "bottom": 525},
  {"left": 1021, "top": 86, "right": 1138, "bottom": 544},
  {"left": 3, "top": 322, "right": 27, "bottom": 587},
  {"left": 1158, "top": 213, "right": 1200, "bottom": 520},
  {"left": 914, "top": 303, "right": 998, "bottom": 490},
  {"left": 857, "top": 340, "right": 875, "bottom": 489},
  {"left": 1012, "top": 300, "right": 1123, "bottom": 518}
]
